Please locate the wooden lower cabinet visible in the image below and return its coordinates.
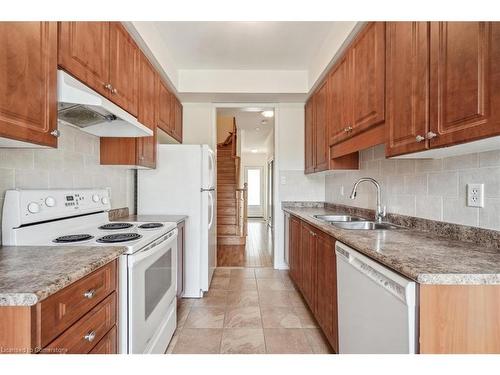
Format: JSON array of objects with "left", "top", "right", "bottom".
[
  {"left": 289, "top": 215, "right": 302, "bottom": 286},
  {"left": 0, "top": 260, "right": 118, "bottom": 354},
  {"left": 300, "top": 222, "right": 317, "bottom": 311},
  {"left": 315, "top": 230, "right": 338, "bottom": 353},
  {"left": 289, "top": 215, "right": 338, "bottom": 352},
  {"left": 90, "top": 326, "right": 117, "bottom": 354},
  {"left": 419, "top": 284, "right": 500, "bottom": 354}
]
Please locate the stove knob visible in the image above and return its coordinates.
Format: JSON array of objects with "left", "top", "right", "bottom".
[
  {"left": 27, "top": 202, "right": 40, "bottom": 214},
  {"left": 101, "top": 197, "right": 109, "bottom": 205},
  {"left": 45, "top": 196, "right": 56, "bottom": 207},
  {"left": 92, "top": 194, "right": 100, "bottom": 203}
]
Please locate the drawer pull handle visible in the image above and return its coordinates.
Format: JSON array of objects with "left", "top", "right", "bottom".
[
  {"left": 84, "top": 331, "right": 96, "bottom": 343},
  {"left": 415, "top": 135, "right": 425, "bottom": 142},
  {"left": 83, "top": 289, "right": 96, "bottom": 299}
]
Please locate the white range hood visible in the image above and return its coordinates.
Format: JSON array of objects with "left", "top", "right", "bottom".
[{"left": 57, "top": 70, "right": 152, "bottom": 137}]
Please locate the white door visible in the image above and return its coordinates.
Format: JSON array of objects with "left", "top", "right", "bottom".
[{"left": 245, "top": 166, "right": 265, "bottom": 218}]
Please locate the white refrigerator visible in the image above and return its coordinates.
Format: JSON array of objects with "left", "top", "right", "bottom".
[{"left": 138, "top": 144, "right": 216, "bottom": 298}]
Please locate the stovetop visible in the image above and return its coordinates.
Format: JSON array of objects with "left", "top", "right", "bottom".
[{"left": 9, "top": 212, "right": 176, "bottom": 254}]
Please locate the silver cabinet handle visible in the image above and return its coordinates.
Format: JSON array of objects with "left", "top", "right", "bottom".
[
  {"left": 112, "top": 87, "right": 118, "bottom": 94},
  {"left": 50, "top": 129, "right": 61, "bottom": 138},
  {"left": 83, "top": 289, "right": 96, "bottom": 299},
  {"left": 84, "top": 331, "right": 96, "bottom": 342},
  {"left": 104, "top": 83, "right": 112, "bottom": 90},
  {"left": 416, "top": 135, "right": 425, "bottom": 142},
  {"left": 426, "top": 131, "right": 438, "bottom": 140}
]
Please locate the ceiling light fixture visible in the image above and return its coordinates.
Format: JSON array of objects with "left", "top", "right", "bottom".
[
  {"left": 261, "top": 110, "right": 274, "bottom": 118},
  {"left": 241, "top": 107, "right": 263, "bottom": 112},
  {"left": 251, "top": 149, "right": 258, "bottom": 153},
  {"left": 256, "top": 127, "right": 260, "bottom": 131}
]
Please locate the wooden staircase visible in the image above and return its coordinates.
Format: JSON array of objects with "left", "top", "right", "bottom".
[{"left": 217, "top": 122, "right": 247, "bottom": 246}]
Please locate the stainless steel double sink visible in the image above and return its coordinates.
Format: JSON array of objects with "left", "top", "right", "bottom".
[{"left": 313, "top": 214, "right": 404, "bottom": 230}]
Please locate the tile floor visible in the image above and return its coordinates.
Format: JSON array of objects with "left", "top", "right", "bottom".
[{"left": 166, "top": 267, "right": 333, "bottom": 354}]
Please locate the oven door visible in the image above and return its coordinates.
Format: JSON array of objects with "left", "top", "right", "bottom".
[{"left": 128, "top": 229, "right": 177, "bottom": 353}]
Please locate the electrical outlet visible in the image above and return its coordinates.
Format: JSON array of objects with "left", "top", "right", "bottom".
[
  {"left": 467, "top": 183, "right": 484, "bottom": 207},
  {"left": 280, "top": 176, "right": 287, "bottom": 185}
]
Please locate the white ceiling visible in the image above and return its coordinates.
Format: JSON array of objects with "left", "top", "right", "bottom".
[
  {"left": 218, "top": 107, "right": 274, "bottom": 153},
  {"left": 129, "top": 21, "right": 359, "bottom": 102},
  {"left": 153, "top": 22, "right": 337, "bottom": 70}
]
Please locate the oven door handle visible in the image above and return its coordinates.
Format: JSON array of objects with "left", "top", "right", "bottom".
[{"left": 128, "top": 229, "right": 178, "bottom": 266}]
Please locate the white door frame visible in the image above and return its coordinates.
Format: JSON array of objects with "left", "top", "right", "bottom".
[
  {"left": 244, "top": 165, "right": 265, "bottom": 218},
  {"left": 212, "top": 102, "right": 279, "bottom": 268}
]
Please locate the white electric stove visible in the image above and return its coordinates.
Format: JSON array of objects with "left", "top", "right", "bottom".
[{"left": 2, "top": 188, "right": 178, "bottom": 354}]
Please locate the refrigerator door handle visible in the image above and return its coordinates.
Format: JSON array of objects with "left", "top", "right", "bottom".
[
  {"left": 207, "top": 192, "right": 214, "bottom": 229},
  {"left": 201, "top": 188, "right": 216, "bottom": 192}
]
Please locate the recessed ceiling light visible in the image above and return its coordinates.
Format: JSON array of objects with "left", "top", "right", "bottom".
[
  {"left": 241, "top": 107, "right": 263, "bottom": 112},
  {"left": 256, "top": 127, "right": 260, "bottom": 131},
  {"left": 261, "top": 110, "right": 274, "bottom": 118},
  {"left": 251, "top": 149, "right": 258, "bottom": 153}
]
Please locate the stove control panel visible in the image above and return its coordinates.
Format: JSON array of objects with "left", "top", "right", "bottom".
[{"left": 3, "top": 189, "right": 112, "bottom": 227}]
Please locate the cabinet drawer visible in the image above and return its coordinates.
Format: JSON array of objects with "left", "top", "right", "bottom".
[
  {"left": 89, "top": 326, "right": 117, "bottom": 354},
  {"left": 39, "top": 261, "right": 116, "bottom": 347},
  {"left": 43, "top": 293, "right": 116, "bottom": 354}
]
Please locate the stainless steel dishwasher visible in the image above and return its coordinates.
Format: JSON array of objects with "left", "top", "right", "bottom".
[{"left": 335, "top": 242, "right": 417, "bottom": 353}]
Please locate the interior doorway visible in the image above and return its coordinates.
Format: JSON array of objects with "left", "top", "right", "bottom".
[{"left": 215, "top": 106, "right": 275, "bottom": 268}]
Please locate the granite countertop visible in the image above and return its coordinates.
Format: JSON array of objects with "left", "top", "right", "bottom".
[
  {"left": 113, "top": 214, "right": 187, "bottom": 224},
  {"left": 284, "top": 207, "right": 500, "bottom": 285},
  {"left": 0, "top": 245, "right": 126, "bottom": 306}
]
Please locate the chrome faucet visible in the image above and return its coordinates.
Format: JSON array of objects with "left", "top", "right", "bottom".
[{"left": 349, "top": 177, "right": 386, "bottom": 223}]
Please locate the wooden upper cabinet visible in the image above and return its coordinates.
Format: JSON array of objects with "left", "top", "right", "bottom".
[
  {"left": 109, "top": 22, "right": 139, "bottom": 117},
  {"left": 328, "top": 57, "right": 352, "bottom": 145},
  {"left": 137, "top": 52, "right": 158, "bottom": 168},
  {"left": 429, "top": 22, "right": 500, "bottom": 148},
  {"left": 386, "top": 22, "right": 430, "bottom": 157},
  {"left": 157, "top": 79, "right": 173, "bottom": 135},
  {"left": 0, "top": 22, "right": 58, "bottom": 148},
  {"left": 349, "top": 22, "right": 386, "bottom": 135},
  {"left": 101, "top": 52, "right": 156, "bottom": 168},
  {"left": 314, "top": 80, "right": 329, "bottom": 172},
  {"left": 170, "top": 95, "right": 183, "bottom": 143},
  {"left": 58, "top": 22, "right": 110, "bottom": 97},
  {"left": 304, "top": 98, "right": 315, "bottom": 174}
]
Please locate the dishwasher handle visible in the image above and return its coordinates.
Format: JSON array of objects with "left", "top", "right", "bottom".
[{"left": 335, "top": 242, "right": 415, "bottom": 305}]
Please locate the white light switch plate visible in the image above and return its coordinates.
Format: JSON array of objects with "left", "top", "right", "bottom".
[{"left": 467, "top": 183, "right": 484, "bottom": 207}]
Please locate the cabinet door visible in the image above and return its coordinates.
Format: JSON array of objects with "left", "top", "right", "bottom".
[
  {"left": 328, "top": 57, "right": 352, "bottom": 146},
  {"left": 0, "top": 22, "right": 58, "bottom": 147},
  {"left": 315, "top": 231, "right": 338, "bottom": 353},
  {"left": 289, "top": 216, "right": 302, "bottom": 286},
  {"left": 171, "top": 96, "right": 183, "bottom": 143},
  {"left": 429, "top": 22, "right": 500, "bottom": 148},
  {"left": 314, "top": 80, "right": 329, "bottom": 172},
  {"left": 350, "top": 22, "right": 386, "bottom": 135},
  {"left": 108, "top": 22, "right": 139, "bottom": 116},
  {"left": 386, "top": 22, "right": 430, "bottom": 157},
  {"left": 300, "top": 222, "right": 317, "bottom": 312},
  {"left": 58, "top": 22, "right": 110, "bottom": 97},
  {"left": 304, "top": 98, "right": 315, "bottom": 174},
  {"left": 137, "top": 52, "right": 157, "bottom": 168},
  {"left": 157, "top": 79, "right": 173, "bottom": 135}
]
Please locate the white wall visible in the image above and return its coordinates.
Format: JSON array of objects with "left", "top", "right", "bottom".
[
  {"left": 273, "top": 103, "right": 326, "bottom": 269},
  {"left": 182, "top": 103, "right": 217, "bottom": 149},
  {"left": 178, "top": 69, "right": 308, "bottom": 94}
]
